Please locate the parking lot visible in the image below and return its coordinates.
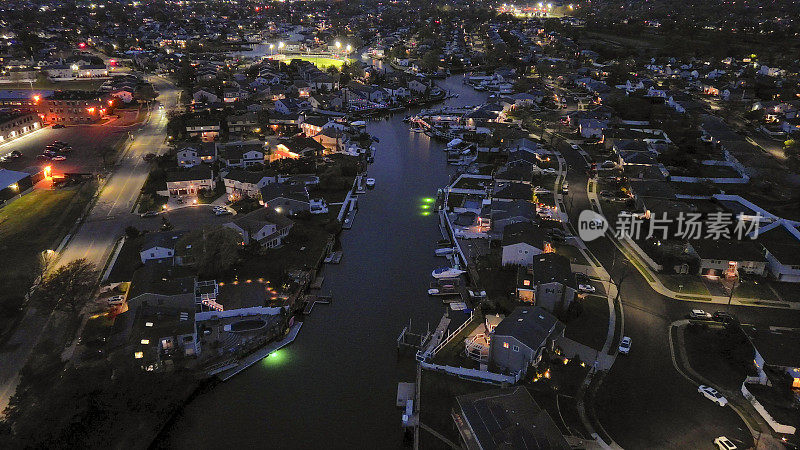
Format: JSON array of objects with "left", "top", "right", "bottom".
[{"left": 0, "top": 110, "right": 142, "bottom": 176}]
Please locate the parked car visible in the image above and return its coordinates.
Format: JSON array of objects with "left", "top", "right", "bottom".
[
  {"left": 51, "top": 155, "right": 67, "bottom": 161},
  {"left": 9, "top": 150, "right": 22, "bottom": 158},
  {"left": 143, "top": 153, "right": 157, "bottom": 161},
  {"left": 712, "top": 311, "right": 738, "bottom": 324},
  {"left": 140, "top": 211, "right": 159, "bottom": 218},
  {"left": 698, "top": 385, "right": 728, "bottom": 406},
  {"left": 570, "top": 144, "right": 580, "bottom": 150},
  {"left": 36, "top": 154, "right": 52, "bottom": 160},
  {"left": 561, "top": 181, "right": 569, "bottom": 194},
  {"left": 52, "top": 124, "right": 65, "bottom": 128},
  {"left": 714, "top": 437, "right": 737, "bottom": 450},
  {"left": 578, "top": 283, "right": 596, "bottom": 293},
  {"left": 688, "top": 309, "right": 712, "bottom": 320},
  {"left": 107, "top": 295, "right": 125, "bottom": 306},
  {"left": 214, "top": 208, "right": 232, "bottom": 216},
  {"left": 618, "top": 336, "right": 632, "bottom": 354}
]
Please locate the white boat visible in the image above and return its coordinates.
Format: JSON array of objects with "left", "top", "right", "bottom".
[
  {"left": 432, "top": 266, "right": 466, "bottom": 279},
  {"left": 365, "top": 178, "right": 375, "bottom": 188},
  {"left": 427, "top": 289, "right": 440, "bottom": 296},
  {"left": 351, "top": 120, "right": 366, "bottom": 127}
]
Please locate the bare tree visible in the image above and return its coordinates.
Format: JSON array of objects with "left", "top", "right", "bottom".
[{"left": 35, "top": 259, "right": 98, "bottom": 313}]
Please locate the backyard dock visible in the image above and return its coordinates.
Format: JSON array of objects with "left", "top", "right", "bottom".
[
  {"left": 419, "top": 314, "right": 451, "bottom": 360},
  {"left": 323, "top": 251, "right": 343, "bottom": 264},
  {"left": 302, "top": 295, "right": 333, "bottom": 314}
]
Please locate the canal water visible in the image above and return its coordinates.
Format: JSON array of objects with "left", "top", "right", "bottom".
[{"left": 165, "top": 76, "right": 488, "bottom": 449}]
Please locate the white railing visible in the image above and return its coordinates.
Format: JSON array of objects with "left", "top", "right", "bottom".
[{"left": 416, "top": 311, "right": 476, "bottom": 362}]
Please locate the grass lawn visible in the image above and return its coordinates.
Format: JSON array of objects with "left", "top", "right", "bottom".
[
  {"left": 0, "top": 183, "right": 96, "bottom": 304},
  {"left": 288, "top": 56, "right": 352, "bottom": 70},
  {"left": 0, "top": 78, "right": 108, "bottom": 91},
  {"left": 564, "top": 294, "right": 609, "bottom": 351},
  {"left": 682, "top": 324, "right": 754, "bottom": 392},
  {"left": 233, "top": 216, "right": 333, "bottom": 285},
  {"left": 660, "top": 274, "right": 711, "bottom": 297},
  {"left": 106, "top": 236, "right": 145, "bottom": 283},
  {"left": 554, "top": 243, "right": 589, "bottom": 266}
]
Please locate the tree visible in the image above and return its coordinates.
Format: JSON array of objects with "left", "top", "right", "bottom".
[
  {"left": 34, "top": 259, "right": 98, "bottom": 313},
  {"left": 178, "top": 227, "right": 242, "bottom": 277}
]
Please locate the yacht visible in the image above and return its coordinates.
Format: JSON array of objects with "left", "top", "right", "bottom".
[
  {"left": 432, "top": 266, "right": 466, "bottom": 279},
  {"left": 365, "top": 178, "right": 375, "bottom": 188}
]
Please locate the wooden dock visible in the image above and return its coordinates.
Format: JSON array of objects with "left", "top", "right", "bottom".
[
  {"left": 302, "top": 295, "right": 333, "bottom": 314},
  {"left": 420, "top": 314, "right": 451, "bottom": 359},
  {"left": 323, "top": 251, "right": 342, "bottom": 264}
]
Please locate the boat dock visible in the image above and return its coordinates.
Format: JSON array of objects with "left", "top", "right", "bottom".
[
  {"left": 323, "top": 251, "right": 343, "bottom": 264},
  {"left": 419, "top": 314, "right": 452, "bottom": 360},
  {"left": 309, "top": 275, "right": 325, "bottom": 289},
  {"left": 302, "top": 295, "right": 333, "bottom": 314}
]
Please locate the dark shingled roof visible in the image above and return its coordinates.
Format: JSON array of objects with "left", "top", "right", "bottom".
[
  {"left": 455, "top": 386, "right": 571, "bottom": 450},
  {"left": 532, "top": 253, "right": 577, "bottom": 289},
  {"left": 493, "top": 306, "right": 564, "bottom": 352}
]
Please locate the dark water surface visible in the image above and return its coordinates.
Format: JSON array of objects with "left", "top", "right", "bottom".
[{"left": 167, "top": 76, "right": 488, "bottom": 449}]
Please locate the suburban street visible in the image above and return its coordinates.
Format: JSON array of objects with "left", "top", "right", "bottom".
[
  {"left": 557, "top": 140, "right": 800, "bottom": 448},
  {"left": 0, "top": 76, "right": 178, "bottom": 414}
]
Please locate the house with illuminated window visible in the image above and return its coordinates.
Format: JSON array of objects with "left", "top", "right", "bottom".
[
  {"left": 516, "top": 253, "right": 577, "bottom": 315},
  {"left": 501, "top": 222, "right": 552, "bottom": 266},
  {"left": 489, "top": 306, "right": 564, "bottom": 376}
]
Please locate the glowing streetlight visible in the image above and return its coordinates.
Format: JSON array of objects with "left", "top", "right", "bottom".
[
  {"left": 346, "top": 44, "right": 352, "bottom": 53},
  {"left": 335, "top": 41, "right": 341, "bottom": 49}
]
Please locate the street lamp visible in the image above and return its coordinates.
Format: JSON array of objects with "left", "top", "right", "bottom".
[
  {"left": 346, "top": 44, "right": 352, "bottom": 53},
  {"left": 269, "top": 43, "right": 274, "bottom": 56}
]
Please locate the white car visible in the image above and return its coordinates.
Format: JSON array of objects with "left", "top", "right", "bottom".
[
  {"left": 688, "top": 309, "right": 712, "bottom": 319},
  {"left": 570, "top": 144, "right": 581, "bottom": 150},
  {"left": 618, "top": 336, "right": 632, "bottom": 354},
  {"left": 214, "top": 207, "right": 232, "bottom": 216},
  {"left": 698, "top": 385, "right": 728, "bottom": 406},
  {"left": 714, "top": 436, "right": 737, "bottom": 450},
  {"left": 52, "top": 155, "right": 67, "bottom": 161},
  {"left": 578, "top": 284, "right": 596, "bottom": 293}
]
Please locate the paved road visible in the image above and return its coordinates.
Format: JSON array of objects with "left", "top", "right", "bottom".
[
  {"left": 0, "top": 76, "right": 178, "bottom": 415},
  {"left": 556, "top": 140, "right": 800, "bottom": 448}
]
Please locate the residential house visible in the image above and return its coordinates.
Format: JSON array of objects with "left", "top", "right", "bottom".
[
  {"left": 165, "top": 167, "right": 216, "bottom": 198},
  {"left": 501, "top": 222, "right": 551, "bottom": 267},
  {"left": 689, "top": 240, "right": 767, "bottom": 277},
  {"left": 139, "top": 231, "right": 185, "bottom": 264},
  {"left": 489, "top": 306, "right": 565, "bottom": 375},
  {"left": 490, "top": 200, "right": 539, "bottom": 236},
  {"left": 453, "top": 387, "right": 571, "bottom": 450},
  {"left": 224, "top": 208, "right": 294, "bottom": 249},
  {"left": 260, "top": 183, "right": 311, "bottom": 215},
  {"left": 222, "top": 169, "right": 278, "bottom": 199},
  {"left": 176, "top": 147, "right": 202, "bottom": 168},
  {"left": 217, "top": 141, "right": 266, "bottom": 168},
  {"left": 756, "top": 222, "right": 800, "bottom": 283}
]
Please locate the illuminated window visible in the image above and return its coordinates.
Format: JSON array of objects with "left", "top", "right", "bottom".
[
  {"left": 503, "top": 342, "right": 509, "bottom": 349},
  {"left": 141, "top": 339, "right": 150, "bottom": 345},
  {"left": 523, "top": 279, "right": 531, "bottom": 286},
  {"left": 134, "top": 352, "right": 144, "bottom": 359},
  {"left": 145, "top": 322, "right": 153, "bottom": 327}
]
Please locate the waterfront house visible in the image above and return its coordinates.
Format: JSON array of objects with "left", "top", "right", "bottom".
[
  {"left": 224, "top": 208, "right": 294, "bottom": 249},
  {"left": 489, "top": 306, "right": 565, "bottom": 376},
  {"left": 260, "top": 183, "right": 311, "bottom": 215},
  {"left": 453, "top": 387, "right": 571, "bottom": 450},
  {"left": 501, "top": 222, "right": 551, "bottom": 267}
]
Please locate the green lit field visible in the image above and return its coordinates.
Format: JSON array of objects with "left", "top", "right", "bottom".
[{"left": 285, "top": 55, "right": 353, "bottom": 70}]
